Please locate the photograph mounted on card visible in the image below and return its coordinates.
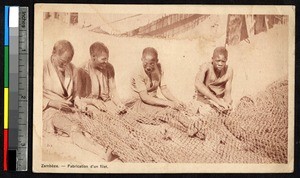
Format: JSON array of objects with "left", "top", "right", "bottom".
[{"left": 33, "top": 4, "right": 295, "bottom": 173}]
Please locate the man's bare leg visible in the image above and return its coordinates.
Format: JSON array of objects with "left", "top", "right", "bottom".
[{"left": 70, "top": 131, "right": 114, "bottom": 161}]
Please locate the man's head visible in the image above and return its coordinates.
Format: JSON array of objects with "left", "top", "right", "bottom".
[
  {"left": 51, "top": 40, "right": 74, "bottom": 72},
  {"left": 141, "top": 47, "right": 158, "bottom": 74},
  {"left": 212, "top": 46, "right": 228, "bottom": 71},
  {"left": 89, "top": 42, "right": 109, "bottom": 70}
]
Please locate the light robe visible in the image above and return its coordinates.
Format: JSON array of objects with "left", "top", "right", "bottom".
[{"left": 43, "top": 59, "right": 77, "bottom": 133}]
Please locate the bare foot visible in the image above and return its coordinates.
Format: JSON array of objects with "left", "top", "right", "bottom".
[{"left": 105, "top": 147, "right": 118, "bottom": 162}]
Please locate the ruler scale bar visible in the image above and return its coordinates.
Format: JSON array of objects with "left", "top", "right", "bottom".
[{"left": 16, "top": 7, "right": 29, "bottom": 171}]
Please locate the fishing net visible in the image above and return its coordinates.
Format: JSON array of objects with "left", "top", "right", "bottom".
[
  {"left": 223, "top": 78, "right": 288, "bottom": 163},
  {"left": 43, "top": 78, "right": 288, "bottom": 163}
]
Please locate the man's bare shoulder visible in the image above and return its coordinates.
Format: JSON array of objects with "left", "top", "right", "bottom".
[
  {"left": 78, "top": 61, "right": 89, "bottom": 71},
  {"left": 106, "top": 62, "right": 114, "bottom": 71},
  {"left": 226, "top": 65, "right": 234, "bottom": 76},
  {"left": 69, "top": 62, "right": 76, "bottom": 70},
  {"left": 43, "top": 58, "right": 51, "bottom": 66},
  {"left": 76, "top": 66, "right": 89, "bottom": 77},
  {"left": 43, "top": 59, "right": 48, "bottom": 68},
  {"left": 105, "top": 62, "right": 115, "bottom": 78},
  {"left": 157, "top": 63, "right": 164, "bottom": 75},
  {"left": 199, "top": 62, "right": 211, "bottom": 72},
  {"left": 131, "top": 64, "right": 145, "bottom": 78}
]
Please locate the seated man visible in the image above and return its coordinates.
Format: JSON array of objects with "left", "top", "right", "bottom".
[
  {"left": 43, "top": 40, "right": 108, "bottom": 161},
  {"left": 194, "top": 46, "right": 233, "bottom": 114},
  {"left": 75, "top": 42, "right": 127, "bottom": 161},
  {"left": 76, "top": 41, "right": 126, "bottom": 114},
  {"left": 127, "top": 47, "right": 185, "bottom": 122}
]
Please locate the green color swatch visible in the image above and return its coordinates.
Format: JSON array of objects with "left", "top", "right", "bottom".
[{"left": 4, "top": 46, "right": 9, "bottom": 88}]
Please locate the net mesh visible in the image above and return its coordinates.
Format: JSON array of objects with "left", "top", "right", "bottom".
[
  {"left": 45, "top": 77, "right": 288, "bottom": 163},
  {"left": 223, "top": 78, "right": 288, "bottom": 163}
]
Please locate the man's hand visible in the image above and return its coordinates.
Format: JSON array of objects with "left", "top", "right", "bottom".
[
  {"left": 92, "top": 99, "right": 107, "bottom": 112},
  {"left": 116, "top": 103, "right": 127, "bottom": 114},
  {"left": 48, "top": 100, "right": 73, "bottom": 112},
  {"left": 74, "top": 98, "right": 88, "bottom": 111},
  {"left": 168, "top": 101, "right": 186, "bottom": 111},
  {"left": 227, "top": 102, "right": 233, "bottom": 111},
  {"left": 216, "top": 99, "right": 232, "bottom": 112},
  {"left": 174, "top": 100, "right": 186, "bottom": 110},
  {"left": 175, "top": 103, "right": 185, "bottom": 110}
]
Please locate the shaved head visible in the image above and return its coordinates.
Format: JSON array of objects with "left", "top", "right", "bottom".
[
  {"left": 212, "top": 46, "right": 228, "bottom": 71},
  {"left": 142, "top": 47, "right": 158, "bottom": 60},
  {"left": 212, "top": 46, "right": 228, "bottom": 59},
  {"left": 141, "top": 47, "right": 159, "bottom": 73},
  {"left": 90, "top": 42, "right": 109, "bottom": 57},
  {"left": 51, "top": 40, "right": 74, "bottom": 72},
  {"left": 52, "top": 40, "right": 74, "bottom": 58},
  {"left": 89, "top": 42, "right": 110, "bottom": 70}
]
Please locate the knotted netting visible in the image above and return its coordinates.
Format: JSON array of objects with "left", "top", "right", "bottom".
[
  {"left": 44, "top": 77, "right": 288, "bottom": 163},
  {"left": 223, "top": 78, "right": 288, "bottom": 163}
]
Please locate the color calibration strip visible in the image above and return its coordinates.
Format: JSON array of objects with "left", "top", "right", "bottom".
[
  {"left": 9, "top": 6, "right": 19, "bottom": 171},
  {"left": 3, "top": 6, "right": 28, "bottom": 171},
  {"left": 4, "top": 5, "right": 10, "bottom": 171}
]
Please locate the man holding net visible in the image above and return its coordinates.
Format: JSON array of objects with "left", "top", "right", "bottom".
[
  {"left": 126, "top": 47, "right": 206, "bottom": 138},
  {"left": 193, "top": 46, "right": 233, "bottom": 115},
  {"left": 74, "top": 41, "right": 129, "bottom": 161},
  {"left": 126, "top": 47, "right": 186, "bottom": 118},
  {"left": 76, "top": 42, "right": 126, "bottom": 115},
  {"left": 43, "top": 40, "right": 110, "bottom": 161}
]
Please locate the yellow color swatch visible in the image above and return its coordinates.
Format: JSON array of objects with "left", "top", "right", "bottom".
[{"left": 4, "top": 88, "right": 9, "bottom": 129}]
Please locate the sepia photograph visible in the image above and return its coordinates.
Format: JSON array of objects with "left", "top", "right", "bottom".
[{"left": 33, "top": 4, "right": 295, "bottom": 173}]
